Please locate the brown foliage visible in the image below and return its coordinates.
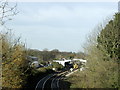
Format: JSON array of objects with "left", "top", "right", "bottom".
[{"left": 1, "top": 31, "right": 28, "bottom": 88}]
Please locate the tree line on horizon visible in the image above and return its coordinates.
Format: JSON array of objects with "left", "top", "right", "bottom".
[{"left": 26, "top": 48, "right": 86, "bottom": 61}]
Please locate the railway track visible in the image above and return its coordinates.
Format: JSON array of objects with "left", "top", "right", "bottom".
[{"left": 35, "top": 71, "right": 68, "bottom": 90}]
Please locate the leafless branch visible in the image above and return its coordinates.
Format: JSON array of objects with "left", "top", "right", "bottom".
[{"left": 0, "top": 0, "right": 18, "bottom": 25}]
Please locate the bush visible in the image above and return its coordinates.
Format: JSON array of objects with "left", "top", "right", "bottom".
[
  {"left": 52, "top": 62, "right": 63, "bottom": 70},
  {"left": 1, "top": 31, "right": 29, "bottom": 88}
]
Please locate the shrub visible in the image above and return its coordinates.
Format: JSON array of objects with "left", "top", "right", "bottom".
[
  {"left": 52, "top": 62, "right": 63, "bottom": 70},
  {"left": 1, "top": 31, "right": 29, "bottom": 88}
]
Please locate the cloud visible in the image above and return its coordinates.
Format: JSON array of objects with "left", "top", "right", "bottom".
[
  {"left": 11, "top": 2, "right": 117, "bottom": 28},
  {"left": 6, "top": 2, "right": 118, "bottom": 52}
]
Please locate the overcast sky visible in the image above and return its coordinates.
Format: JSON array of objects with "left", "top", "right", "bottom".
[{"left": 6, "top": 2, "right": 118, "bottom": 52}]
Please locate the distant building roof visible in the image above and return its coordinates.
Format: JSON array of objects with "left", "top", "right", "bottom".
[
  {"left": 53, "top": 58, "right": 87, "bottom": 66},
  {"left": 27, "top": 56, "right": 38, "bottom": 62},
  {"left": 53, "top": 59, "right": 71, "bottom": 66},
  {"left": 73, "top": 59, "right": 87, "bottom": 63},
  {"left": 32, "top": 61, "right": 39, "bottom": 64}
]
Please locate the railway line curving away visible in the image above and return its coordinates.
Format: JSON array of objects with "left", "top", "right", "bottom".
[{"left": 35, "top": 71, "right": 69, "bottom": 90}]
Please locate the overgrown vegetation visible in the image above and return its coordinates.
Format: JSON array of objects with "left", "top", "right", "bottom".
[
  {"left": 66, "top": 13, "right": 120, "bottom": 88},
  {"left": 0, "top": 0, "right": 28, "bottom": 89},
  {"left": 1, "top": 31, "right": 29, "bottom": 88},
  {"left": 52, "top": 62, "right": 63, "bottom": 70}
]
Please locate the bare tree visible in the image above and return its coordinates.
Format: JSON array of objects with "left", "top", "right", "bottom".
[
  {"left": 0, "top": 0, "right": 18, "bottom": 25},
  {"left": 0, "top": 1, "right": 18, "bottom": 88}
]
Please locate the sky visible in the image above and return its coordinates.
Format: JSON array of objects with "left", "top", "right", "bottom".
[
  {"left": 5, "top": 1, "right": 118, "bottom": 52},
  {"left": 8, "top": 0, "right": 119, "bottom": 2}
]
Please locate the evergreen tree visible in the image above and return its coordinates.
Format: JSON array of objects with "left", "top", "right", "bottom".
[{"left": 97, "top": 13, "right": 120, "bottom": 61}]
